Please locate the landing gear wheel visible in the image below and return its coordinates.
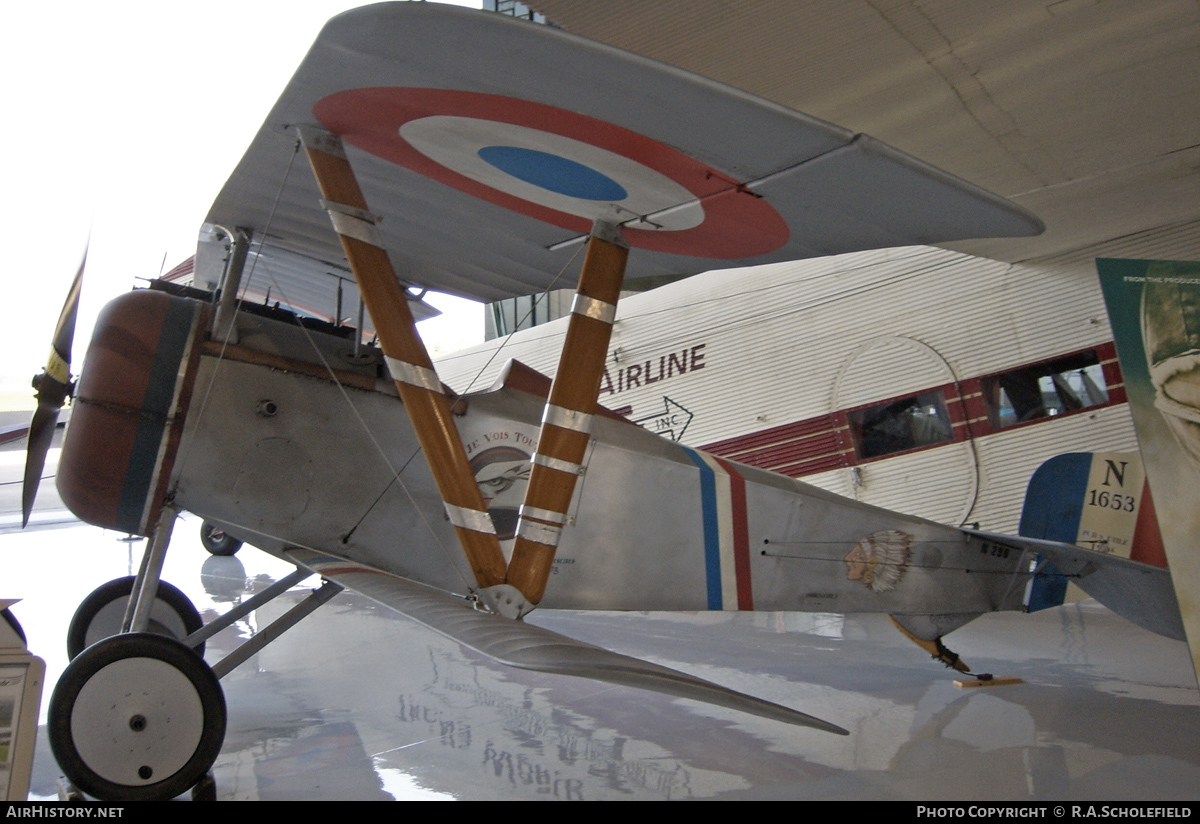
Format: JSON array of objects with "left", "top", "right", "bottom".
[
  {"left": 200, "top": 522, "right": 242, "bottom": 557},
  {"left": 1, "top": 608, "right": 26, "bottom": 645},
  {"left": 67, "top": 577, "right": 205, "bottom": 660},
  {"left": 48, "top": 633, "right": 226, "bottom": 801}
]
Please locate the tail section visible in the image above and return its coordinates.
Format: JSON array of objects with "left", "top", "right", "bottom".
[
  {"left": 1020, "top": 451, "right": 1166, "bottom": 612},
  {"left": 1013, "top": 452, "right": 1180, "bottom": 639},
  {"left": 1020, "top": 452, "right": 1164, "bottom": 564}
]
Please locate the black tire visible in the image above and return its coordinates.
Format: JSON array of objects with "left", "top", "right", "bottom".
[
  {"left": 1, "top": 608, "right": 26, "bottom": 645},
  {"left": 48, "top": 633, "right": 226, "bottom": 801},
  {"left": 200, "top": 522, "right": 242, "bottom": 557},
  {"left": 67, "top": 577, "right": 204, "bottom": 660}
]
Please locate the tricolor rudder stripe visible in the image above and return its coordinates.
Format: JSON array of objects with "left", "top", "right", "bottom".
[{"left": 682, "top": 447, "right": 754, "bottom": 610}]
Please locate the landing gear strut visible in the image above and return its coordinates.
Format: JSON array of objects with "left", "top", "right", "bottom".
[
  {"left": 49, "top": 507, "right": 338, "bottom": 799},
  {"left": 50, "top": 507, "right": 226, "bottom": 800}
]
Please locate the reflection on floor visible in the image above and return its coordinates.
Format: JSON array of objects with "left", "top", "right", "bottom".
[{"left": 5, "top": 515, "right": 1200, "bottom": 801}]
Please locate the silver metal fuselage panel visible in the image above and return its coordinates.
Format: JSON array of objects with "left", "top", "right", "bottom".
[{"left": 170, "top": 310, "right": 1028, "bottom": 618}]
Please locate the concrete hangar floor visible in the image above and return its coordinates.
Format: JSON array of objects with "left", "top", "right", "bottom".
[{"left": 4, "top": 471, "right": 1199, "bottom": 800}]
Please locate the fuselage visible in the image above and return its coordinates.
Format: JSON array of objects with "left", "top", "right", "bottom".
[{"left": 59, "top": 283, "right": 1033, "bottom": 621}]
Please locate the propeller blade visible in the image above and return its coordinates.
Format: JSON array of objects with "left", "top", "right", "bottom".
[
  {"left": 21, "top": 404, "right": 60, "bottom": 527},
  {"left": 51, "top": 250, "right": 85, "bottom": 377},
  {"left": 22, "top": 248, "right": 86, "bottom": 527}
]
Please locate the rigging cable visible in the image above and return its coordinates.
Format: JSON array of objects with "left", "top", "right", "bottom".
[{"left": 175, "top": 140, "right": 475, "bottom": 593}]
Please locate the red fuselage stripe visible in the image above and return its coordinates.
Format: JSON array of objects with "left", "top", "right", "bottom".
[{"left": 713, "top": 456, "right": 753, "bottom": 610}]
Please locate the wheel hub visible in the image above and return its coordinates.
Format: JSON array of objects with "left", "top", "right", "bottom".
[{"left": 71, "top": 656, "right": 206, "bottom": 786}]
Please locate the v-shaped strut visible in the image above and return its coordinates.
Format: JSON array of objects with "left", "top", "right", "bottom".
[{"left": 301, "top": 129, "right": 629, "bottom": 617}]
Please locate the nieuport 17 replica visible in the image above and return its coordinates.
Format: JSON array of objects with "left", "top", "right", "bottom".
[{"left": 18, "top": 2, "right": 1181, "bottom": 801}]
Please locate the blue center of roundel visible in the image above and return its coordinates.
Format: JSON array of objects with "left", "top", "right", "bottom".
[{"left": 477, "top": 146, "right": 627, "bottom": 201}]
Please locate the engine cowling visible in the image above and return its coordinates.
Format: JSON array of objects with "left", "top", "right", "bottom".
[{"left": 57, "top": 289, "right": 208, "bottom": 535}]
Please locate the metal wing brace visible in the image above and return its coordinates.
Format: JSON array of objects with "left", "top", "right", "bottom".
[{"left": 285, "top": 548, "right": 847, "bottom": 734}]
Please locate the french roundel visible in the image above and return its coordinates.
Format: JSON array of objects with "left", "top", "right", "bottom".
[{"left": 313, "top": 88, "right": 789, "bottom": 259}]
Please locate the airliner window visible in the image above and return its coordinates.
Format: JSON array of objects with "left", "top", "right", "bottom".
[
  {"left": 849, "top": 391, "right": 953, "bottom": 459},
  {"left": 983, "top": 350, "right": 1109, "bottom": 429}
]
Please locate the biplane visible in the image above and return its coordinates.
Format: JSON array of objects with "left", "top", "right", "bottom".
[{"left": 18, "top": 3, "right": 1181, "bottom": 801}]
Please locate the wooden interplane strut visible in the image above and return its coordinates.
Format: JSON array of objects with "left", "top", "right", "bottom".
[
  {"left": 301, "top": 127, "right": 630, "bottom": 613},
  {"left": 507, "top": 223, "right": 630, "bottom": 605},
  {"left": 299, "top": 128, "right": 508, "bottom": 589}
]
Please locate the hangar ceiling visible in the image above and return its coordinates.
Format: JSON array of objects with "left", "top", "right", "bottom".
[{"left": 529, "top": 0, "right": 1200, "bottom": 262}]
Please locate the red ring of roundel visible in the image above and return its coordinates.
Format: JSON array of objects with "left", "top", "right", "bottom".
[{"left": 314, "top": 87, "right": 789, "bottom": 259}]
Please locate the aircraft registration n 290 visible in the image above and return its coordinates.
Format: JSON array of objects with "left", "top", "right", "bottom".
[{"left": 16, "top": 2, "right": 1181, "bottom": 801}]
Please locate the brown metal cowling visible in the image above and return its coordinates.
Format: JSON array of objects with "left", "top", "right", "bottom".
[{"left": 57, "top": 289, "right": 207, "bottom": 535}]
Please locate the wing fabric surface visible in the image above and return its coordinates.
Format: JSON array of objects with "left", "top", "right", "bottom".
[
  {"left": 205, "top": 3, "right": 1042, "bottom": 306},
  {"left": 286, "top": 548, "right": 847, "bottom": 734},
  {"left": 964, "top": 530, "right": 1185, "bottom": 641}
]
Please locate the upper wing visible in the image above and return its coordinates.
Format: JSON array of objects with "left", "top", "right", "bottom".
[
  {"left": 285, "top": 547, "right": 847, "bottom": 734},
  {"left": 204, "top": 2, "right": 1042, "bottom": 306}
]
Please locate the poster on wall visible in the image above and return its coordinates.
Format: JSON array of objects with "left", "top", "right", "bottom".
[
  {"left": 0, "top": 664, "right": 25, "bottom": 800},
  {"left": 1097, "top": 257, "right": 1200, "bottom": 681}
]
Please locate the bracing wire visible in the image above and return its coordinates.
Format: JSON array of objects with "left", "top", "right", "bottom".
[
  {"left": 175, "top": 139, "right": 477, "bottom": 591},
  {"left": 452, "top": 241, "right": 586, "bottom": 403},
  {"left": 174, "top": 140, "right": 304, "bottom": 479},
  {"left": 330, "top": 231, "right": 585, "bottom": 560}
]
